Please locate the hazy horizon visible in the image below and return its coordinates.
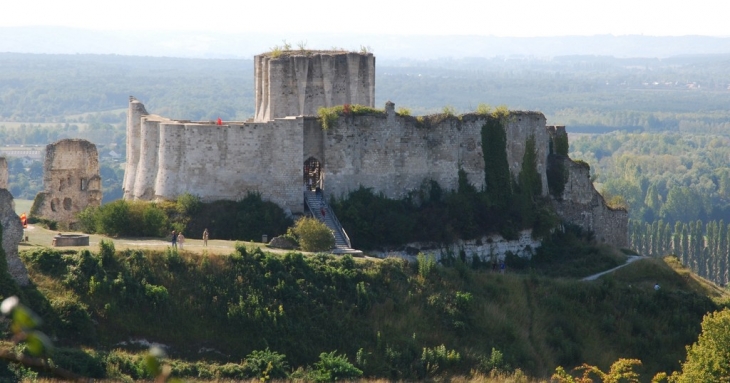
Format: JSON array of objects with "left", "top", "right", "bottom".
[
  {"left": 3, "top": 27, "right": 730, "bottom": 60},
  {"left": 4, "top": 0, "right": 729, "bottom": 37}
]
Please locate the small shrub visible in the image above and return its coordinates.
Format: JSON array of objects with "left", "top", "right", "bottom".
[
  {"left": 143, "top": 283, "right": 169, "bottom": 308},
  {"left": 397, "top": 107, "right": 412, "bottom": 116},
  {"left": 421, "top": 344, "right": 460, "bottom": 377},
  {"left": 21, "top": 247, "right": 65, "bottom": 275},
  {"left": 96, "top": 200, "right": 131, "bottom": 237},
  {"left": 476, "top": 103, "right": 492, "bottom": 115},
  {"left": 311, "top": 351, "right": 363, "bottom": 382},
  {"left": 442, "top": 105, "right": 457, "bottom": 117},
  {"left": 417, "top": 253, "right": 437, "bottom": 278},
  {"left": 244, "top": 348, "right": 289, "bottom": 380},
  {"left": 77, "top": 206, "right": 99, "bottom": 233},
  {"left": 176, "top": 193, "right": 202, "bottom": 216},
  {"left": 290, "top": 217, "right": 335, "bottom": 252}
]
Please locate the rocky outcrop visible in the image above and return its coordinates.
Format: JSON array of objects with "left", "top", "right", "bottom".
[
  {"left": 268, "top": 236, "right": 297, "bottom": 250},
  {"left": 373, "top": 230, "right": 541, "bottom": 261},
  {"left": 0, "top": 189, "right": 29, "bottom": 286},
  {"left": 0, "top": 157, "right": 7, "bottom": 189}
]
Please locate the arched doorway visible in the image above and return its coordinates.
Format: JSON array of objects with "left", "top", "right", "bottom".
[{"left": 303, "top": 157, "right": 322, "bottom": 191}]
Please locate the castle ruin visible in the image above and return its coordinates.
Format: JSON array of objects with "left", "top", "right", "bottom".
[
  {"left": 123, "top": 50, "right": 628, "bottom": 248},
  {"left": 31, "top": 139, "right": 102, "bottom": 229}
]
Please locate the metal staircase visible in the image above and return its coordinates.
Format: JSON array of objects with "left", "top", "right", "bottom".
[{"left": 304, "top": 191, "right": 361, "bottom": 255}]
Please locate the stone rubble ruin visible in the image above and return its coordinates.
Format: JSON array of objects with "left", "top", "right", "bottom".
[{"left": 31, "top": 139, "right": 102, "bottom": 229}]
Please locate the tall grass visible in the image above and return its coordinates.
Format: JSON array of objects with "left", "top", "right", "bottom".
[{"left": 13, "top": 245, "right": 724, "bottom": 381}]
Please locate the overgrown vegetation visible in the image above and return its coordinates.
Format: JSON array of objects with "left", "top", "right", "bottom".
[
  {"left": 331, "top": 114, "right": 557, "bottom": 249},
  {"left": 5, "top": 242, "right": 723, "bottom": 381},
  {"left": 317, "top": 104, "right": 386, "bottom": 130},
  {"left": 77, "top": 192, "right": 292, "bottom": 241}
]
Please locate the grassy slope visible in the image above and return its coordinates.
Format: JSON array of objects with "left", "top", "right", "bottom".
[{"left": 10, "top": 240, "right": 728, "bottom": 381}]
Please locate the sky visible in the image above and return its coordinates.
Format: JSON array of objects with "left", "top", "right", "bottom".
[{"left": 2, "top": 0, "right": 729, "bottom": 37}]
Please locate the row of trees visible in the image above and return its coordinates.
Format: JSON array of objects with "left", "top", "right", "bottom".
[
  {"left": 571, "top": 132, "right": 730, "bottom": 223},
  {"left": 629, "top": 219, "right": 730, "bottom": 285}
]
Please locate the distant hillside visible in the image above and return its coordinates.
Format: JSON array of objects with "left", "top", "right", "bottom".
[{"left": 3, "top": 27, "right": 730, "bottom": 59}]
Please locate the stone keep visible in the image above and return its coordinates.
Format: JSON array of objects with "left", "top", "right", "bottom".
[
  {"left": 254, "top": 51, "right": 375, "bottom": 122},
  {"left": 0, "top": 189, "right": 29, "bottom": 286},
  {"left": 32, "top": 139, "right": 102, "bottom": 229}
]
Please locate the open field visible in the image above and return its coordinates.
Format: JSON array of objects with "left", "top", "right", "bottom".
[
  {"left": 20, "top": 223, "right": 283, "bottom": 256},
  {"left": 14, "top": 198, "right": 33, "bottom": 216}
]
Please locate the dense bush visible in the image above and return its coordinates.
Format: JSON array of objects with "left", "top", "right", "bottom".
[
  {"left": 290, "top": 217, "right": 335, "bottom": 252},
  {"left": 331, "top": 170, "right": 555, "bottom": 250},
  {"left": 185, "top": 192, "right": 293, "bottom": 241},
  {"left": 77, "top": 192, "right": 292, "bottom": 241},
  {"left": 78, "top": 200, "right": 168, "bottom": 237}
]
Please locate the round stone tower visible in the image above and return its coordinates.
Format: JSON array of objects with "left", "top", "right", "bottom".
[{"left": 254, "top": 51, "right": 375, "bottom": 122}]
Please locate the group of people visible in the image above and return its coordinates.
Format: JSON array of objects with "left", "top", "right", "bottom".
[{"left": 170, "top": 228, "right": 209, "bottom": 249}]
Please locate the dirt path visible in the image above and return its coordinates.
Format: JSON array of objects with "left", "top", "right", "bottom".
[{"left": 581, "top": 255, "right": 645, "bottom": 281}]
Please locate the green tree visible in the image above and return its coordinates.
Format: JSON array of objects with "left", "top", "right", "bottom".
[
  {"left": 517, "top": 135, "right": 542, "bottom": 227},
  {"left": 671, "top": 309, "right": 730, "bottom": 382},
  {"left": 96, "top": 200, "right": 130, "bottom": 237},
  {"left": 481, "top": 117, "right": 512, "bottom": 209}
]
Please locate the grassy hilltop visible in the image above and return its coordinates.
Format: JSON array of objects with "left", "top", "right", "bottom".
[{"left": 2, "top": 230, "right": 728, "bottom": 381}]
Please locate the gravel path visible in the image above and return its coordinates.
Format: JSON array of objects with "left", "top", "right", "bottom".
[{"left": 581, "top": 255, "right": 645, "bottom": 281}]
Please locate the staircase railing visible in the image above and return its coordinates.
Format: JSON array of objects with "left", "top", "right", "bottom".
[
  {"left": 306, "top": 190, "right": 352, "bottom": 249},
  {"left": 324, "top": 196, "right": 352, "bottom": 249}
]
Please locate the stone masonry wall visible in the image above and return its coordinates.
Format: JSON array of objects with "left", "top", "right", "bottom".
[
  {"left": 125, "top": 107, "right": 304, "bottom": 215},
  {"left": 551, "top": 156, "right": 628, "bottom": 247},
  {"left": 322, "top": 103, "right": 549, "bottom": 201},
  {"left": 125, "top": 99, "right": 550, "bottom": 217},
  {"left": 255, "top": 52, "right": 375, "bottom": 122},
  {"left": 32, "top": 139, "right": 102, "bottom": 229},
  {"left": 1, "top": 189, "right": 30, "bottom": 286}
]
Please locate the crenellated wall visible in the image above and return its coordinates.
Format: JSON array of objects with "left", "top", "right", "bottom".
[{"left": 254, "top": 51, "right": 375, "bottom": 122}]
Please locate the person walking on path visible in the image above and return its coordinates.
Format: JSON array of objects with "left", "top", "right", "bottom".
[
  {"left": 203, "top": 228, "right": 209, "bottom": 247},
  {"left": 171, "top": 230, "right": 177, "bottom": 249},
  {"left": 178, "top": 232, "right": 185, "bottom": 250},
  {"left": 500, "top": 260, "right": 506, "bottom": 274}
]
